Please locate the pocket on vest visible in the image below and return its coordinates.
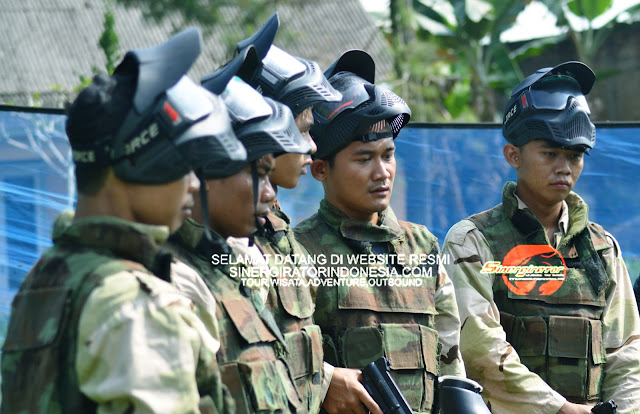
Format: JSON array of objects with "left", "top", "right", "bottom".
[
  {"left": 221, "top": 359, "right": 302, "bottom": 414},
  {"left": 283, "top": 325, "right": 323, "bottom": 380},
  {"left": 337, "top": 276, "right": 437, "bottom": 314},
  {"left": 221, "top": 297, "right": 277, "bottom": 344},
  {"left": 501, "top": 312, "right": 605, "bottom": 402},
  {"left": 339, "top": 323, "right": 439, "bottom": 412},
  {"left": 547, "top": 316, "right": 606, "bottom": 401},
  {"left": 277, "top": 283, "right": 314, "bottom": 319},
  {"left": 340, "top": 325, "right": 385, "bottom": 369}
]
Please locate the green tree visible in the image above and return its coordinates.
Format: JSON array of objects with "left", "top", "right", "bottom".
[
  {"left": 386, "top": 0, "right": 477, "bottom": 122},
  {"left": 402, "top": 0, "right": 536, "bottom": 121},
  {"left": 538, "top": 0, "right": 640, "bottom": 66},
  {"left": 75, "top": 1, "right": 121, "bottom": 91},
  {"left": 385, "top": 0, "right": 640, "bottom": 121},
  {"left": 99, "top": 2, "right": 120, "bottom": 74},
  {"left": 114, "top": 0, "right": 275, "bottom": 37}
]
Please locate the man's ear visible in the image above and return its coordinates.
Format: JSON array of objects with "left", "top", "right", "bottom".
[
  {"left": 503, "top": 143, "right": 521, "bottom": 169},
  {"left": 311, "top": 159, "right": 328, "bottom": 182}
]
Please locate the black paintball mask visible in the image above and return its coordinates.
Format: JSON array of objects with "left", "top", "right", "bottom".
[
  {"left": 202, "top": 53, "right": 311, "bottom": 240},
  {"left": 235, "top": 12, "right": 342, "bottom": 116},
  {"left": 503, "top": 61, "right": 596, "bottom": 152},
  {"left": 70, "top": 28, "right": 245, "bottom": 185},
  {"left": 311, "top": 50, "right": 411, "bottom": 160}
]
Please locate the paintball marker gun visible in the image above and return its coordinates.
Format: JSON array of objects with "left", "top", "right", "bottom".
[
  {"left": 592, "top": 400, "right": 616, "bottom": 414},
  {"left": 438, "top": 375, "right": 491, "bottom": 414},
  {"left": 362, "top": 357, "right": 413, "bottom": 414}
]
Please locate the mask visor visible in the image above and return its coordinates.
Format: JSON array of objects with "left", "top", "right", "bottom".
[{"left": 526, "top": 77, "right": 590, "bottom": 113}]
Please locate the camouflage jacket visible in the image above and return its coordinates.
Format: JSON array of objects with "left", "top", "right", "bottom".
[
  {"left": 294, "top": 200, "right": 464, "bottom": 414},
  {"left": 253, "top": 202, "right": 326, "bottom": 414},
  {"left": 443, "top": 182, "right": 640, "bottom": 413},
  {"left": 1, "top": 212, "right": 227, "bottom": 414},
  {"left": 164, "top": 218, "right": 303, "bottom": 414}
]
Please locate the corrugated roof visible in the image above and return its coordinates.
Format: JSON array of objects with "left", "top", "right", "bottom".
[{"left": 0, "top": 0, "right": 393, "bottom": 107}]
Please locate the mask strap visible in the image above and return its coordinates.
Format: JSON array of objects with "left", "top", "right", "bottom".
[
  {"left": 248, "top": 160, "right": 265, "bottom": 246},
  {"left": 195, "top": 169, "right": 214, "bottom": 243},
  {"left": 355, "top": 131, "right": 394, "bottom": 143}
]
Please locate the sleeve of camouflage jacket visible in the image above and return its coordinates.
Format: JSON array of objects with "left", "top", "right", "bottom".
[
  {"left": 433, "top": 261, "right": 466, "bottom": 377},
  {"left": 321, "top": 362, "right": 335, "bottom": 401},
  {"left": 76, "top": 269, "right": 222, "bottom": 414},
  {"left": 443, "top": 220, "right": 567, "bottom": 414},
  {"left": 599, "top": 233, "right": 640, "bottom": 413}
]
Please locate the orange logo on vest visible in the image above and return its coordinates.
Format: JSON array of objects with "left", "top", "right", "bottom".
[{"left": 480, "top": 245, "right": 567, "bottom": 296}]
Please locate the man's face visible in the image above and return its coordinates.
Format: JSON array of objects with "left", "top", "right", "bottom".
[
  {"left": 269, "top": 107, "right": 316, "bottom": 189},
  {"left": 316, "top": 138, "right": 396, "bottom": 222},
  {"left": 510, "top": 140, "right": 584, "bottom": 206},
  {"left": 126, "top": 171, "right": 200, "bottom": 233},
  {"left": 207, "top": 155, "right": 276, "bottom": 238}
]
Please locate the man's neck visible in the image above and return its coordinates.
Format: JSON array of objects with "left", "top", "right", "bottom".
[
  {"left": 74, "top": 192, "right": 127, "bottom": 222},
  {"left": 515, "top": 188, "right": 562, "bottom": 241},
  {"left": 323, "top": 199, "right": 380, "bottom": 225}
]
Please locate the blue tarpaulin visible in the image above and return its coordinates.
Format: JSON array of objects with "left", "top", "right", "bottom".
[{"left": 1, "top": 107, "right": 639, "bottom": 345}]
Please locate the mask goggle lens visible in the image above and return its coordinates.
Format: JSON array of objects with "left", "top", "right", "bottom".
[
  {"left": 166, "top": 76, "right": 214, "bottom": 122},
  {"left": 524, "top": 76, "right": 590, "bottom": 113},
  {"left": 262, "top": 45, "right": 307, "bottom": 81},
  {"left": 222, "top": 76, "right": 273, "bottom": 124},
  {"left": 170, "top": 81, "right": 247, "bottom": 164}
]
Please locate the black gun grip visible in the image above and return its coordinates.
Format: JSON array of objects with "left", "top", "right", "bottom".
[
  {"left": 362, "top": 357, "right": 414, "bottom": 414},
  {"left": 592, "top": 400, "right": 617, "bottom": 414}
]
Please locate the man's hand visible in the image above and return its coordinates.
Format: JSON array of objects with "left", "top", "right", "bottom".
[
  {"left": 322, "top": 367, "right": 383, "bottom": 414},
  {"left": 557, "top": 401, "right": 593, "bottom": 414}
]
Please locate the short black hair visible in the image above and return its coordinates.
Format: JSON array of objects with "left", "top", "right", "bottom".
[{"left": 65, "top": 73, "right": 135, "bottom": 195}]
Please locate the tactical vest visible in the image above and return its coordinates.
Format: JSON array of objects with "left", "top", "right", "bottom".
[
  {"left": 1, "top": 218, "right": 174, "bottom": 414},
  {"left": 165, "top": 221, "right": 303, "bottom": 414},
  {"left": 468, "top": 188, "right": 613, "bottom": 404},
  {"left": 295, "top": 209, "right": 442, "bottom": 414},
  {"left": 255, "top": 207, "right": 324, "bottom": 414}
]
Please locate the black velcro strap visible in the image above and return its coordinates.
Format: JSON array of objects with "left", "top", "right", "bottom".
[
  {"left": 71, "top": 142, "right": 112, "bottom": 167},
  {"left": 575, "top": 230, "right": 608, "bottom": 294},
  {"left": 355, "top": 131, "right": 393, "bottom": 143},
  {"left": 152, "top": 251, "right": 173, "bottom": 283}
]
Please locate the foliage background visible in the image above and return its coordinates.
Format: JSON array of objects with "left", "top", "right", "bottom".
[{"left": 107, "top": 0, "right": 640, "bottom": 122}]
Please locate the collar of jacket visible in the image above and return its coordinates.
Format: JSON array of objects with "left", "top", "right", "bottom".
[
  {"left": 501, "top": 181, "right": 607, "bottom": 294},
  {"left": 172, "top": 218, "right": 233, "bottom": 260},
  {"left": 53, "top": 211, "right": 170, "bottom": 274},
  {"left": 318, "top": 199, "right": 403, "bottom": 242},
  {"left": 502, "top": 181, "right": 590, "bottom": 246},
  {"left": 265, "top": 202, "right": 291, "bottom": 233}
]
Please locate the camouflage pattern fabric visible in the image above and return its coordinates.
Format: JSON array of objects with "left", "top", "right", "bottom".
[
  {"left": 294, "top": 200, "right": 464, "bottom": 414},
  {"left": 1, "top": 212, "right": 229, "bottom": 414},
  {"left": 443, "top": 182, "right": 640, "bottom": 413},
  {"left": 254, "top": 203, "right": 326, "bottom": 414},
  {"left": 164, "top": 218, "right": 303, "bottom": 414}
]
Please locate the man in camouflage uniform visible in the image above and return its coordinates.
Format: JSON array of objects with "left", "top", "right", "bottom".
[
  {"left": 443, "top": 62, "right": 640, "bottom": 413},
  {"left": 165, "top": 56, "right": 315, "bottom": 414},
  {"left": 1, "top": 29, "right": 239, "bottom": 413},
  {"left": 226, "top": 14, "right": 381, "bottom": 414},
  {"left": 293, "top": 50, "right": 465, "bottom": 414}
]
